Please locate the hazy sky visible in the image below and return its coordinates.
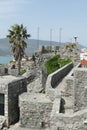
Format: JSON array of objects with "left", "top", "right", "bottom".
[{"left": 0, "top": 0, "right": 87, "bottom": 46}]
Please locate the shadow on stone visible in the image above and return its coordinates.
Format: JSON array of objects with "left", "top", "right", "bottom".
[{"left": 59, "top": 98, "right": 65, "bottom": 113}]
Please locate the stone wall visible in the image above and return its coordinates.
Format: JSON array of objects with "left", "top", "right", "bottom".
[
  {"left": 65, "top": 76, "right": 74, "bottom": 97},
  {"left": 74, "top": 68, "right": 87, "bottom": 112},
  {"left": 50, "top": 65, "right": 87, "bottom": 130},
  {"left": 46, "top": 62, "right": 73, "bottom": 101},
  {"left": 8, "top": 68, "right": 18, "bottom": 76},
  {"left": 19, "top": 93, "right": 53, "bottom": 129},
  {"left": 64, "top": 70, "right": 74, "bottom": 112},
  {"left": 27, "top": 76, "right": 42, "bottom": 93},
  {"left": 0, "top": 75, "right": 27, "bottom": 125},
  {"left": 51, "top": 63, "right": 73, "bottom": 88},
  {"left": 0, "top": 65, "right": 8, "bottom": 75},
  {"left": 36, "top": 45, "right": 60, "bottom": 54},
  {"left": 23, "top": 70, "right": 36, "bottom": 84},
  {"left": 8, "top": 77, "right": 27, "bottom": 125},
  {"left": 50, "top": 98, "right": 61, "bottom": 117},
  {"left": 0, "top": 77, "right": 11, "bottom": 126},
  {"left": 50, "top": 108, "right": 87, "bottom": 130},
  {"left": 42, "top": 65, "right": 48, "bottom": 89}
]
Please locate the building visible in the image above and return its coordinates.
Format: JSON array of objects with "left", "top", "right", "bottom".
[
  {"left": 0, "top": 75, "right": 27, "bottom": 126},
  {"left": 80, "top": 48, "right": 87, "bottom": 67}
]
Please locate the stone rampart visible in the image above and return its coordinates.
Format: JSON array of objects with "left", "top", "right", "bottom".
[
  {"left": 46, "top": 62, "right": 73, "bottom": 101},
  {"left": 74, "top": 67, "right": 87, "bottom": 111},
  {"left": 0, "top": 65, "right": 8, "bottom": 75},
  {"left": 8, "top": 77, "right": 27, "bottom": 125},
  {"left": 50, "top": 108, "right": 87, "bottom": 130},
  {"left": 42, "top": 65, "right": 48, "bottom": 89},
  {"left": 23, "top": 70, "right": 36, "bottom": 84},
  {"left": 65, "top": 68, "right": 74, "bottom": 95},
  {"left": 8, "top": 68, "right": 18, "bottom": 76},
  {"left": 0, "top": 75, "right": 27, "bottom": 125},
  {"left": 64, "top": 69, "right": 74, "bottom": 112}
]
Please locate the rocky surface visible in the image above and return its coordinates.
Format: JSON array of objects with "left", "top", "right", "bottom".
[
  {"left": 19, "top": 93, "right": 53, "bottom": 129},
  {"left": 0, "top": 43, "right": 82, "bottom": 130},
  {"left": 27, "top": 76, "right": 42, "bottom": 93}
]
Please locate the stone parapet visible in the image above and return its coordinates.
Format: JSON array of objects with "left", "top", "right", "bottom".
[
  {"left": 46, "top": 62, "right": 73, "bottom": 101},
  {"left": 8, "top": 68, "right": 18, "bottom": 76},
  {"left": 74, "top": 67, "right": 87, "bottom": 111},
  {"left": 50, "top": 108, "right": 87, "bottom": 130}
]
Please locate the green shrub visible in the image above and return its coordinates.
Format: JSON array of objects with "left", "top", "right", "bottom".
[
  {"left": 20, "top": 69, "right": 26, "bottom": 75},
  {"left": 45, "top": 55, "right": 72, "bottom": 75}
]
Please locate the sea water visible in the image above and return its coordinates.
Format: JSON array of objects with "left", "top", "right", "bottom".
[{"left": 0, "top": 56, "right": 13, "bottom": 64}]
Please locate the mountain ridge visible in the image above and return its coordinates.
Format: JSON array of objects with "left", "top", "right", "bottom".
[{"left": 0, "top": 38, "right": 85, "bottom": 56}]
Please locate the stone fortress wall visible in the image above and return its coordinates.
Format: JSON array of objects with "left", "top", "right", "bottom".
[
  {"left": 0, "top": 75, "right": 27, "bottom": 126},
  {"left": 19, "top": 62, "right": 73, "bottom": 129},
  {"left": 0, "top": 43, "right": 84, "bottom": 130},
  {"left": 50, "top": 64, "right": 87, "bottom": 130},
  {"left": 8, "top": 77, "right": 27, "bottom": 125},
  {"left": 46, "top": 62, "right": 73, "bottom": 101},
  {"left": 0, "top": 65, "right": 8, "bottom": 75},
  {"left": 50, "top": 107, "right": 87, "bottom": 130},
  {"left": 0, "top": 63, "right": 87, "bottom": 130},
  {"left": 74, "top": 67, "right": 87, "bottom": 112},
  {"left": 18, "top": 62, "right": 87, "bottom": 130},
  {"left": 0, "top": 53, "right": 87, "bottom": 129}
]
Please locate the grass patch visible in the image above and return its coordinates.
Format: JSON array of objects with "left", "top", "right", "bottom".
[
  {"left": 45, "top": 55, "right": 72, "bottom": 75},
  {"left": 20, "top": 69, "right": 26, "bottom": 75}
]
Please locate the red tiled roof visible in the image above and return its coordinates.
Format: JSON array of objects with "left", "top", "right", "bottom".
[{"left": 81, "top": 60, "right": 87, "bottom": 66}]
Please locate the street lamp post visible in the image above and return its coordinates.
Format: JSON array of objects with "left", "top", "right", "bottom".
[
  {"left": 74, "top": 36, "right": 78, "bottom": 43},
  {"left": 37, "top": 27, "right": 40, "bottom": 49},
  {"left": 74, "top": 36, "right": 78, "bottom": 49},
  {"left": 59, "top": 28, "right": 62, "bottom": 45},
  {"left": 50, "top": 29, "right": 52, "bottom": 52}
]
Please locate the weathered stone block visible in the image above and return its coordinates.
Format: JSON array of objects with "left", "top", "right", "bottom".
[
  {"left": 19, "top": 93, "right": 53, "bottom": 129},
  {"left": 74, "top": 68, "right": 87, "bottom": 111}
]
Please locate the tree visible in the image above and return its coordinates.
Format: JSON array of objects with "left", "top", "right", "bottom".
[{"left": 7, "top": 24, "right": 31, "bottom": 75}]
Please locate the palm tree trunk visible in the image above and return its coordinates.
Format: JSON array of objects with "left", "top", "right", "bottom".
[
  {"left": 18, "top": 58, "right": 21, "bottom": 75},
  {"left": 18, "top": 50, "right": 21, "bottom": 75}
]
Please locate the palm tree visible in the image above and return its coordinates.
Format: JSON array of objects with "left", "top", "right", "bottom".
[{"left": 7, "top": 24, "right": 31, "bottom": 75}]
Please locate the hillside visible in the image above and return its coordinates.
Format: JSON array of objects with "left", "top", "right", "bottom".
[{"left": 0, "top": 38, "right": 85, "bottom": 56}]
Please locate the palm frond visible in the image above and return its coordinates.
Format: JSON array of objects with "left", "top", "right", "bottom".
[{"left": 7, "top": 24, "right": 31, "bottom": 61}]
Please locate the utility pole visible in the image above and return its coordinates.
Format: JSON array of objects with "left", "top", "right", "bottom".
[
  {"left": 50, "top": 29, "right": 52, "bottom": 52},
  {"left": 37, "top": 27, "right": 40, "bottom": 49},
  {"left": 59, "top": 28, "right": 62, "bottom": 45}
]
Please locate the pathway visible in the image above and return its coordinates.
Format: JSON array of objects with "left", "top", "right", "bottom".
[{"left": 9, "top": 122, "right": 50, "bottom": 130}]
